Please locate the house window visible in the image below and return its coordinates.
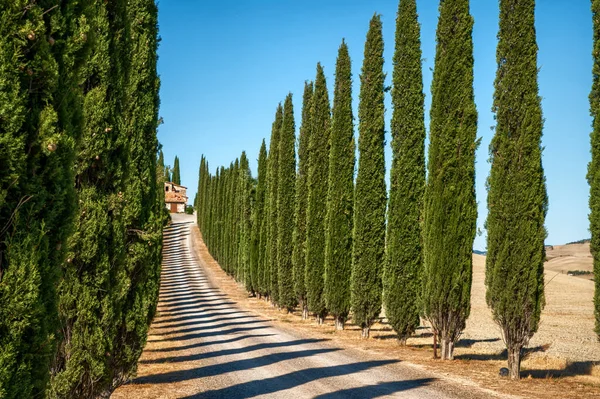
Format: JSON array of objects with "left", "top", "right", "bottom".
[{"left": 165, "top": 186, "right": 169, "bottom": 192}]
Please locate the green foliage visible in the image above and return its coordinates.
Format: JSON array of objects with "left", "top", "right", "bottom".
[
  {"left": 486, "top": 0, "right": 547, "bottom": 378},
  {"left": 0, "top": 1, "right": 84, "bottom": 396},
  {"left": 324, "top": 41, "right": 355, "bottom": 329},
  {"left": 423, "top": 0, "right": 478, "bottom": 360},
  {"left": 306, "top": 64, "right": 331, "bottom": 322},
  {"left": 293, "top": 82, "right": 313, "bottom": 316},
  {"left": 352, "top": 15, "right": 387, "bottom": 337},
  {"left": 251, "top": 141, "right": 268, "bottom": 295},
  {"left": 591, "top": 0, "right": 600, "bottom": 341},
  {"left": 172, "top": 155, "right": 181, "bottom": 185},
  {"left": 277, "top": 94, "right": 297, "bottom": 311},
  {"left": 384, "top": 0, "right": 426, "bottom": 343},
  {"left": 267, "top": 105, "right": 283, "bottom": 303},
  {"left": 238, "top": 152, "right": 252, "bottom": 287}
]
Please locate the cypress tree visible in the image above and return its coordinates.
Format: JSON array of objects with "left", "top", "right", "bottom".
[
  {"left": 251, "top": 141, "right": 268, "bottom": 296},
  {"left": 0, "top": 1, "right": 84, "bottom": 396},
  {"left": 486, "top": 0, "right": 547, "bottom": 380},
  {"left": 238, "top": 152, "right": 252, "bottom": 286},
  {"left": 352, "top": 14, "right": 387, "bottom": 338},
  {"left": 384, "top": 0, "right": 426, "bottom": 344},
  {"left": 50, "top": 0, "right": 130, "bottom": 395},
  {"left": 267, "top": 105, "right": 283, "bottom": 302},
  {"left": 172, "top": 155, "right": 181, "bottom": 185},
  {"left": 325, "top": 40, "right": 355, "bottom": 330},
  {"left": 158, "top": 149, "right": 165, "bottom": 180},
  {"left": 590, "top": 0, "right": 600, "bottom": 342},
  {"left": 197, "top": 155, "right": 206, "bottom": 226},
  {"left": 306, "top": 64, "right": 331, "bottom": 324},
  {"left": 277, "top": 94, "right": 297, "bottom": 311},
  {"left": 423, "top": 0, "right": 478, "bottom": 360},
  {"left": 112, "top": 0, "right": 163, "bottom": 387},
  {"left": 165, "top": 166, "right": 171, "bottom": 182},
  {"left": 293, "top": 82, "right": 314, "bottom": 319}
]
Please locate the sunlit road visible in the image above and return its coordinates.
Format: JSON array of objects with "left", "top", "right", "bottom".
[{"left": 112, "top": 214, "right": 496, "bottom": 399}]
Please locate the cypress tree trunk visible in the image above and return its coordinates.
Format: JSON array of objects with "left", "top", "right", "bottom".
[
  {"left": 423, "top": 0, "right": 478, "bottom": 360},
  {"left": 172, "top": 155, "right": 181, "bottom": 185},
  {"left": 590, "top": 0, "right": 600, "bottom": 341},
  {"left": 325, "top": 40, "right": 355, "bottom": 330},
  {"left": 486, "top": 0, "right": 546, "bottom": 380},
  {"left": 293, "top": 82, "right": 313, "bottom": 320},
  {"left": 251, "top": 141, "right": 268, "bottom": 295},
  {"left": 267, "top": 105, "right": 283, "bottom": 303},
  {"left": 384, "top": 0, "right": 426, "bottom": 344},
  {"left": 352, "top": 14, "right": 387, "bottom": 338},
  {"left": 277, "top": 94, "right": 297, "bottom": 311},
  {"left": 306, "top": 63, "right": 331, "bottom": 323}
]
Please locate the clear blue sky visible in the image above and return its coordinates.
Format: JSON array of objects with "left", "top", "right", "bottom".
[{"left": 157, "top": 0, "right": 592, "bottom": 250}]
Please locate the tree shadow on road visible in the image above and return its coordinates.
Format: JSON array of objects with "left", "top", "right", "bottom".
[
  {"left": 178, "top": 360, "right": 434, "bottom": 399},
  {"left": 312, "top": 378, "right": 436, "bottom": 399},
  {"left": 130, "top": 347, "right": 339, "bottom": 384}
]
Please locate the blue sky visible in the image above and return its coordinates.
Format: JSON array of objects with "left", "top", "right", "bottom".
[{"left": 157, "top": 1, "right": 592, "bottom": 250}]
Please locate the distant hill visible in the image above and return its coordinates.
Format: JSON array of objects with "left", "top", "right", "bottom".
[{"left": 473, "top": 250, "right": 486, "bottom": 256}]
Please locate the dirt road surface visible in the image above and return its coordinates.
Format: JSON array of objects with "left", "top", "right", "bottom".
[{"left": 112, "top": 214, "right": 503, "bottom": 399}]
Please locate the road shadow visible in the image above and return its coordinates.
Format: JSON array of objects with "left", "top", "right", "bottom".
[
  {"left": 140, "top": 338, "right": 329, "bottom": 364},
  {"left": 312, "top": 378, "right": 436, "bottom": 399},
  {"left": 180, "top": 360, "right": 417, "bottom": 398},
  {"left": 131, "top": 348, "right": 339, "bottom": 384}
]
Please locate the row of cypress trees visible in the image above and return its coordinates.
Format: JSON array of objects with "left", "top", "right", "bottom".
[
  {"left": 198, "top": 0, "right": 548, "bottom": 380},
  {"left": 0, "top": 1, "right": 165, "bottom": 397}
]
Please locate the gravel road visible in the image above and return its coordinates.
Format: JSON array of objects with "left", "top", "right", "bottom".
[{"left": 111, "top": 214, "right": 500, "bottom": 399}]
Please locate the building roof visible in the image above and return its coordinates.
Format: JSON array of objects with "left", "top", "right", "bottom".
[{"left": 165, "top": 181, "right": 188, "bottom": 189}]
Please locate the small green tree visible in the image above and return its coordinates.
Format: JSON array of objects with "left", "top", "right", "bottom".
[
  {"left": 306, "top": 64, "right": 331, "bottom": 324},
  {"left": 423, "top": 0, "right": 478, "bottom": 360},
  {"left": 487, "top": 0, "right": 547, "bottom": 380},
  {"left": 277, "top": 94, "right": 297, "bottom": 311},
  {"left": 293, "top": 82, "right": 314, "bottom": 319},
  {"left": 384, "top": 0, "right": 426, "bottom": 344},
  {"left": 325, "top": 40, "right": 355, "bottom": 330},
  {"left": 352, "top": 14, "right": 387, "bottom": 339},
  {"left": 172, "top": 155, "right": 181, "bottom": 185}
]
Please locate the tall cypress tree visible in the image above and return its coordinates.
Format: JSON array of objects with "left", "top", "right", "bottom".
[
  {"left": 423, "top": 0, "right": 478, "bottom": 360},
  {"left": 112, "top": 0, "right": 163, "bottom": 388},
  {"left": 277, "top": 94, "right": 297, "bottom": 311},
  {"left": 172, "top": 155, "right": 181, "bottom": 185},
  {"left": 50, "top": 0, "right": 130, "bottom": 395},
  {"left": 197, "top": 155, "right": 206, "bottom": 226},
  {"left": 325, "top": 40, "right": 355, "bottom": 330},
  {"left": 306, "top": 64, "right": 331, "bottom": 324},
  {"left": 384, "top": 0, "right": 426, "bottom": 344},
  {"left": 0, "top": 2, "right": 84, "bottom": 396},
  {"left": 293, "top": 82, "right": 313, "bottom": 319},
  {"left": 239, "top": 152, "right": 252, "bottom": 286},
  {"left": 590, "top": 0, "right": 600, "bottom": 343},
  {"left": 267, "top": 105, "right": 283, "bottom": 302},
  {"left": 487, "top": 0, "right": 547, "bottom": 380},
  {"left": 352, "top": 14, "right": 387, "bottom": 338},
  {"left": 251, "top": 141, "right": 268, "bottom": 296}
]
